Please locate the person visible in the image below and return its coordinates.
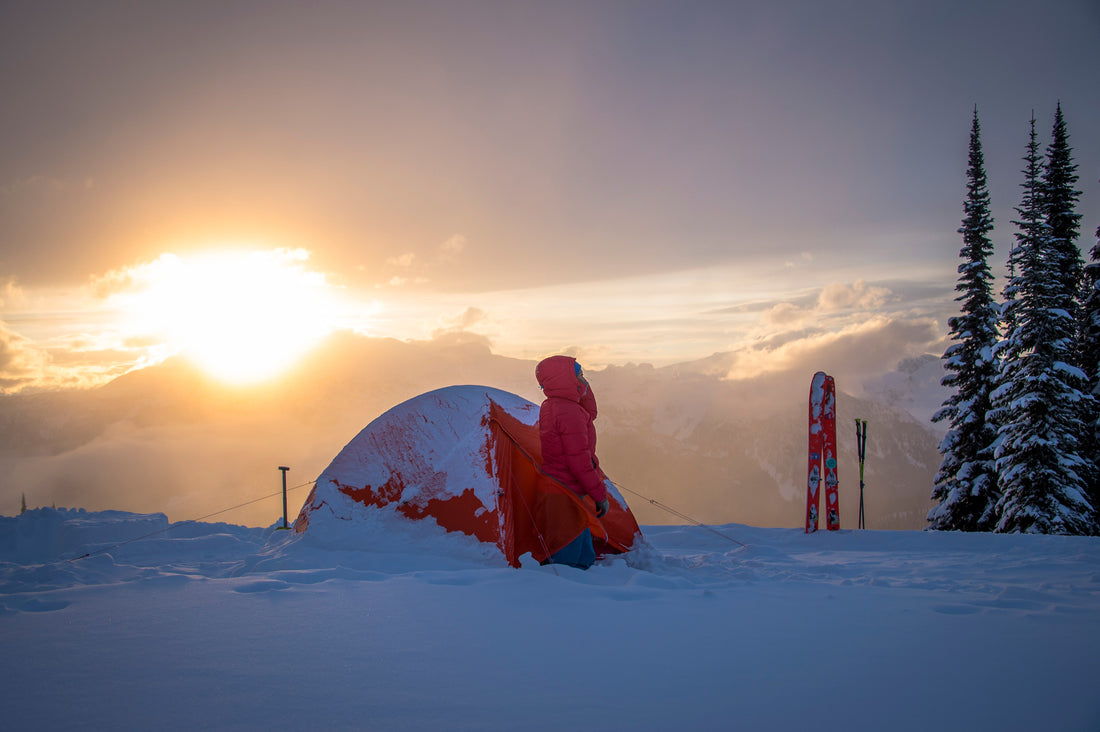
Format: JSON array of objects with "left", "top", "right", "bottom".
[{"left": 535, "top": 355, "right": 611, "bottom": 569}]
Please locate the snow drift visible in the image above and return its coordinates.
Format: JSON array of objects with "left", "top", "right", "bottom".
[{"left": 2, "top": 508, "right": 1099, "bottom": 731}]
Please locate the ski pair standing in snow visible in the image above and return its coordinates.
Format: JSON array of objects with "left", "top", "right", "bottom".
[
  {"left": 535, "top": 355, "right": 612, "bottom": 569},
  {"left": 806, "top": 371, "right": 840, "bottom": 532}
]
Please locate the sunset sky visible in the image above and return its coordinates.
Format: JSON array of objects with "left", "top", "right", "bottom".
[{"left": 2, "top": 0, "right": 1098, "bottom": 392}]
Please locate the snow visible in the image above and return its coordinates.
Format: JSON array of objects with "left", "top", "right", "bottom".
[
  {"left": 300, "top": 385, "right": 538, "bottom": 547},
  {"left": 2, "top": 507, "right": 1099, "bottom": 731},
  {"left": 318, "top": 386, "right": 537, "bottom": 515},
  {"left": 1, "top": 384, "right": 1095, "bottom": 728},
  {"left": 1053, "top": 360, "right": 1088, "bottom": 380}
]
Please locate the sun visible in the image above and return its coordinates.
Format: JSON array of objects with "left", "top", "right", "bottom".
[{"left": 115, "top": 248, "right": 342, "bottom": 385}]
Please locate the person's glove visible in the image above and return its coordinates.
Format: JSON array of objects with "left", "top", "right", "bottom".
[{"left": 595, "top": 498, "right": 610, "bottom": 518}]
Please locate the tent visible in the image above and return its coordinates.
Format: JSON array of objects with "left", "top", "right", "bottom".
[{"left": 293, "top": 385, "right": 642, "bottom": 567}]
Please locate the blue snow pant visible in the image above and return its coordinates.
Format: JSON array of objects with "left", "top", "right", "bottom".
[{"left": 548, "top": 528, "right": 595, "bottom": 570}]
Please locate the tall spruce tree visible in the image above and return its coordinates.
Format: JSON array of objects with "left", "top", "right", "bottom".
[
  {"left": 1043, "top": 105, "right": 1097, "bottom": 533},
  {"left": 994, "top": 108, "right": 1095, "bottom": 534},
  {"left": 1044, "top": 105, "right": 1085, "bottom": 306},
  {"left": 993, "top": 116, "right": 1043, "bottom": 423},
  {"left": 1083, "top": 214, "right": 1100, "bottom": 399},
  {"left": 1079, "top": 208, "right": 1100, "bottom": 526},
  {"left": 929, "top": 108, "right": 1001, "bottom": 531}
]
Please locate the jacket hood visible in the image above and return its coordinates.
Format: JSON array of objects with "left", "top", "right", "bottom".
[{"left": 536, "top": 355, "right": 585, "bottom": 402}]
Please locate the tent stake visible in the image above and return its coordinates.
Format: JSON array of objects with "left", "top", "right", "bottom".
[{"left": 278, "top": 466, "right": 290, "bottom": 530}]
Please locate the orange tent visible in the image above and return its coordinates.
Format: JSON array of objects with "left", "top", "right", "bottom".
[{"left": 294, "top": 385, "right": 641, "bottom": 567}]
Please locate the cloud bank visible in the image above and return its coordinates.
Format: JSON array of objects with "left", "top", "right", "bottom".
[{"left": 1, "top": 331, "right": 942, "bottom": 532}]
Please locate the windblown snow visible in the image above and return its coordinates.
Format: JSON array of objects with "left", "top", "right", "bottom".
[{"left": 2, "top": 507, "right": 1098, "bottom": 731}]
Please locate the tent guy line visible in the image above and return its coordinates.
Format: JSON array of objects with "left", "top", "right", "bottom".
[
  {"left": 613, "top": 482, "right": 749, "bottom": 549},
  {"left": 62, "top": 471, "right": 748, "bottom": 561},
  {"left": 64, "top": 478, "right": 318, "bottom": 563},
  {"left": 62, "top": 379, "right": 748, "bottom": 566},
  {"left": 491, "top": 409, "right": 749, "bottom": 550}
]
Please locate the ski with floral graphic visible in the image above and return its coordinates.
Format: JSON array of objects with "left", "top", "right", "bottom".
[{"left": 806, "top": 371, "right": 840, "bottom": 532}]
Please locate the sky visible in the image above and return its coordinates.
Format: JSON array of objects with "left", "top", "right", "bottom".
[{"left": 1, "top": 0, "right": 1098, "bottom": 392}]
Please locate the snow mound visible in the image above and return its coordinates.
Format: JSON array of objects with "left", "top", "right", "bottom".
[
  {"left": 0, "top": 508, "right": 170, "bottom": 564},
  {"left": 284, "top": 496, "right": 509, "bottom": 568}
]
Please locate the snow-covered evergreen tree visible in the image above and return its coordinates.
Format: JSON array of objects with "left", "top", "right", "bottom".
[
  {"left": 993, "top": 117, "right": 1043, "bottom": 421},
  {"left": 1042, "top": 106, "right": 1098, "bottom": 533},
  {"left": 929, "top": 108, "right": 1000, "bottom": 531},
  {"left": 993, "top": 109, "right": 1095, "bottom": 535},
  {"left": 994, "top": 142, "right": 1028, "bottom": 430},
  {"left": 1080, "top": 214, "right": 1100, "bottom": 523},
  {"left": 1085, "top": 216, "right": 1100, "bottom": 390},
  {"left": 1044, "top": 104, "right": 1087, "bottom": 337}
]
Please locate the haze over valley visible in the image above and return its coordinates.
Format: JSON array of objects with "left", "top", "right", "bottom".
[{"left": 0, "top": 331, "right": 941, "bottom": 530}]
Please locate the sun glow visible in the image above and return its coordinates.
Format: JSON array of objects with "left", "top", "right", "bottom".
[{"left": 111, "top": 248, "right": 343, "bottom": 384}]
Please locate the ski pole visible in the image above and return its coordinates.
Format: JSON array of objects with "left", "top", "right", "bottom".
[{"left": 855, "top": 420, "right": 867, "bottom": 529}]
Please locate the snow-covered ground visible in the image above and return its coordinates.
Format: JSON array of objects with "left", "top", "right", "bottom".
[{"left": 2, "top": 508, "right": 1098, "bottom": 731}]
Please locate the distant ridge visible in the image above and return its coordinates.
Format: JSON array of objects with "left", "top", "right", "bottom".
[{"left": 1, "top": 331, "right": 939, "bottom": 529}]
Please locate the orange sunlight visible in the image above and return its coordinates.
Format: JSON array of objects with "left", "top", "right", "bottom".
[{"left": 111, "top": 248, "right": 343, "bottom": 385}]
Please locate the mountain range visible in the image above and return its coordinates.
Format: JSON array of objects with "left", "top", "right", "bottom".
[{"left": 0, "top": 331, "right": 940, "bottom": 529}]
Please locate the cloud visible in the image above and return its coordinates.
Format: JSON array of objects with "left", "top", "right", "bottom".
[
  {"left": 0, "top": 278, "right": 26, "bottom": 309},
  {"left": 3, "top": 420, "right": 317, "bottom": 526},
  {"left": 430, "top": 306, "right": 491, "bottom": 342},
  {"left": 0, "top": 321, "right": 46, "bottom": 392},
  {"left": 817, "top": 279, "right": 892, "bottom": 311},
  {"left": 453, "top": 306, "right": 487, "bottom": 329},
  {"left": 752, "top": 327, "right": 824, "bottom": 352},
  {"left": 726, "top": 316, "right": 942, "bottom": 394},
  {"left": 386, "top": 253, "right": 416, "bottom": 268},
  {"left": 427, "top": 329, "right": 494, "bottom": 352},
  {"left": 0, "top": 331, "right": 943, "bottom": 529},
  {"left": 89, "top": 253, "right": 185, "bottom": 299},
  {"left": 757, "top": 279, "right": 896, "bottom": 330},
  {"left": 91, "top": 248, "right": 323, "bottom": 301},
  {"left": 863, "top": 353, "right": 950, "bottom": 427},
  {"left": 64, "top": 248, "right": 346, "bottom": 387},
  {"left": 382, "top": 235, "right": 468, "bottom": 288},
  {"left": 762, "top": 302, "right": 804, "bottom": 327},
  {"left": 0, "top": 321, "right": 138, "bottom": 393},
  {"left": 550, "top": 344, "right": 620, "bottom": 370},
  {"left": 0, "top": 328, "right": 29, "bottom": 374},
  {"left": 784, "top": 252, "right": 814, "bottom": 268},
  {"left": 439, "top": 234, "right": 466, "bottom": 258},
  {"left": 89, "top": 267, "right": 139, "bottom": 299}
]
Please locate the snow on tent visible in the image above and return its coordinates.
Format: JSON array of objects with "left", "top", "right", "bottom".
[{"left": 293, "top": 385, "right": 642, "bottom": 567}]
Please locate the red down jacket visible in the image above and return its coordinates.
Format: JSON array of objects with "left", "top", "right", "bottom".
[{"left": 535, "top": 355, "right": 607, "bottom": 504}]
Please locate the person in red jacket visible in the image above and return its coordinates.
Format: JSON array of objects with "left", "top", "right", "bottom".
[{"left": 535, "top": 355, "right": 610, "bottom": 569}]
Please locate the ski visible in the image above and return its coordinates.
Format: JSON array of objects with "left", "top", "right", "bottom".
[
  {"left": 806, "top": 372, "right": 840, "bottom": 532},
  {"left": 822, "top": 374, "right": 840, "bottom": 530},
  {"left": 806, "top": 372, "right": 825, "bottom": 532}
]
